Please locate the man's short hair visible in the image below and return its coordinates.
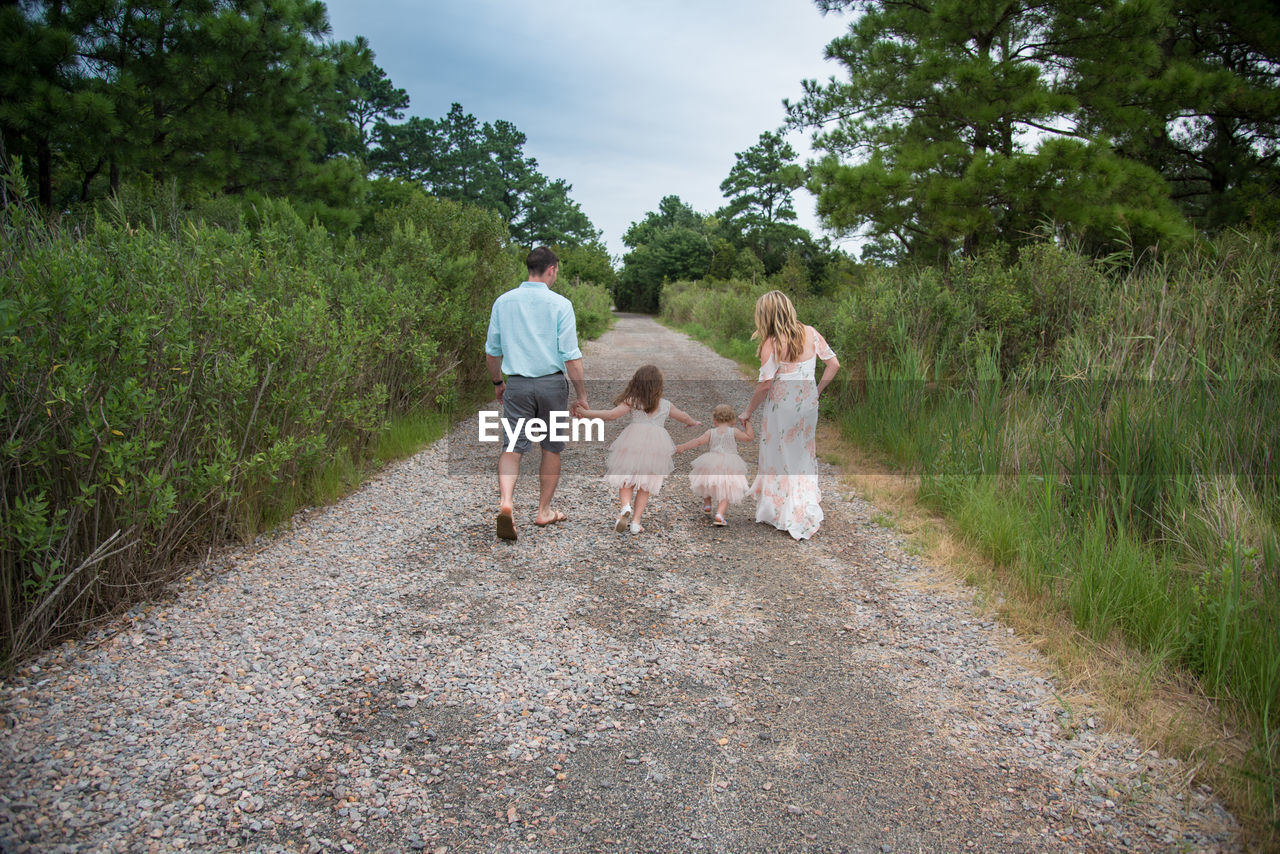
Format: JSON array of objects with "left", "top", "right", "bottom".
[{"left": 526, "top": 246, "right": 559, "bottom": 276}]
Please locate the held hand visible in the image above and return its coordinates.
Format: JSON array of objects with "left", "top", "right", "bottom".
[{"left": 689, "top": 420, "right": 702, "bottom": 428}]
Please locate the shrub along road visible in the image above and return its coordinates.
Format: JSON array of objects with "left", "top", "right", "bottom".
[{"left": 0, "top": 315, "right": 1240, "bottom": 852}]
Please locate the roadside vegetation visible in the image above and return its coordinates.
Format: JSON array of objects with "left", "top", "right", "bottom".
[
  {"left": 627, "top": 2, "right": 1279, "bottom": 839},
  {"left": 0, "top": 184, "right": 613, "bottom": 666},
  {"left": 660, "top": 231, "right": 1279, "bottom": 841},
  {"left": 2, "top": 0, "right": 616, "bottom": 665}
]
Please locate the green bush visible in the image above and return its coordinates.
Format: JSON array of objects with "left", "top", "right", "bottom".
[
  {"left": 564, "top": 281, "right": 614, "bottom": 341},
  {"left": 0, "top": 190, "right": 521, "bottom": 662}
]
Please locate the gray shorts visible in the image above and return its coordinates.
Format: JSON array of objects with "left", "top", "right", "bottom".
[{"left": 503, "top": 372, "right": 570, "bottom": 454}]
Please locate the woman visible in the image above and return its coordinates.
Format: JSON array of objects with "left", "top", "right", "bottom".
[{"left": 740, "top": 291, "right": 839, "bottom": 540}]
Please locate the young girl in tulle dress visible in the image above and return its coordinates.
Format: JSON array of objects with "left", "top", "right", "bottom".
[
  {"left": 577, "top": 365, "right": 700, "bottom": 534},
  {"left": 675, "top": 404, "right": 753, "bottom": 526}
]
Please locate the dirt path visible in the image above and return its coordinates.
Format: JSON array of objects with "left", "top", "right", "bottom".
[{"left": 0, "top": 314, "right": 1239, "bottom": 852}]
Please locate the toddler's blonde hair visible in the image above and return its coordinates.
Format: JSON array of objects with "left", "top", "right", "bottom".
[{"left": 712, "top": 404, "right": 736, "bottom": 424}]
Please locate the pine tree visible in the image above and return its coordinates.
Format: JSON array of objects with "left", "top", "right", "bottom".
[
  {"left": 717, "top": 130, "right": 810, "bottom": 273},
  {"left": 337, "top": 36, "right": 408, "bottom": 153},
  {"left": 792, "top": 0, "right": 1187, "bottom": 261},
  {"left": 0, "top": 0, "right": 102, "bottom": 207},
  {"left": 1071, "top": 0, "right": 1280, "bottom": 230}
]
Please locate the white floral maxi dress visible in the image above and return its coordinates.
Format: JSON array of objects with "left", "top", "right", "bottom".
[{"left": 749, "top": 328, "right": 835, "bottom": 540}]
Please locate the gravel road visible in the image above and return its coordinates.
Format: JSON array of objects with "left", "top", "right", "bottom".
[{"left": 0, "top": 314, "right": 1242, "bottom": 852}]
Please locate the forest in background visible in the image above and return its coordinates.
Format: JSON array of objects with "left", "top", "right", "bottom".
[
  {"left": 1, "top": 0, "right": 614, "bottom": 264},
  {"left": 615, "top": 0, "right": 1277, "bottom": 310}
]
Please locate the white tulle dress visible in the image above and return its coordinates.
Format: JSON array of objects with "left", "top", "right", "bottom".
[
  {"left": 604, "top": 398, "right": 676, "bottom": 495},
  {"left": 749, "top": 327, "right": 836, "bottom": 540},
  {"left": 689, "top": 425, "right": 749, "bottom": 504}
]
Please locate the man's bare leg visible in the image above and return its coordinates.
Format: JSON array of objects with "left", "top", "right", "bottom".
[
  {"left": 496, "top": 451, "right": 521, "bottom": 539},
  {"left": 498, "top": 451, "right": 522, "bottom": 513},
  {"left": 535, "top": 450, "right": 563, "bottom": 525}
]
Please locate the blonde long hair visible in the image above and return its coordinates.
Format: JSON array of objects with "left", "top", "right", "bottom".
[{"left": 752, "top": 290, "right": 806, "bottom": 362}]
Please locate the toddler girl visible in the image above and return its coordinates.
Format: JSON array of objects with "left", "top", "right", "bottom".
[
  {"left": 577, "top": 364, "right": 699, "bottom": 533},
  {"left": 675, "top": 404, "right": 752, "bottom": 526}
]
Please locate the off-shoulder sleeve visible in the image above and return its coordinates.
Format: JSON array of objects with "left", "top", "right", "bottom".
[
  {"left": 815, "top": 329, "right": 835, "bottom": 361},
  {"left": 758, "top": 352, "right": 779, "bottom": 382}
]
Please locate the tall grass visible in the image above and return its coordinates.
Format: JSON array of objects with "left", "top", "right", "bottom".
[{"left": 661, "top": 232, "right": 1280, "bottom": 836}]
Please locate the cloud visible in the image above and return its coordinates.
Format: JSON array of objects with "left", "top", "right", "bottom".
[{"left": 321, "top": 0, "right": 853, "bottom": 256}]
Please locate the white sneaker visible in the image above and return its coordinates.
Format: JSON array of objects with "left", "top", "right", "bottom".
[
  {"left": 629, "top": 522, "right": 644, "bottom": 534},
  {"left": 615, "top": 505, "right": 633, "bottom": 532}
]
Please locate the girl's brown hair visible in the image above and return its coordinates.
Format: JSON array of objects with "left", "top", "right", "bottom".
[
  {"left": 614, "top": 364, "right": 663, "bottom": 413},
  {"left": 752, "top": 290, "right": 806, "bottom": 362},
  {"left": 712, "top": 404, "right": 736, "bottom": 424}
]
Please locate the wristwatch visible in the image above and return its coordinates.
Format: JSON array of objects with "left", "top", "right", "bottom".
[{"left": 493, "top": 378, "right": 504, "bottom": 385}]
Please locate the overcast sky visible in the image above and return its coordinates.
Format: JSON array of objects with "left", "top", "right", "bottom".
[{"left": 319, "top": 0, "right": 856, "bottom": 259}]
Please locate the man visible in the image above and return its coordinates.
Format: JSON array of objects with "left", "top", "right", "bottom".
[{"left": 485, "top": 246, "right": 589, "bottom": 540}]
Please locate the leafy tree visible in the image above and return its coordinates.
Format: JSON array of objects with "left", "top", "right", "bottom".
[
  {"left": 338, "top": 37, "right": 408, "bottom": 152},
  {"left": 706, "top": 235, "right": 740, "bottom": 280},
  {"left": 792, "top": 0, "right": 1188, "bottom": 262},
  {"left": 1070, "top": 0, "right": 1280, "bottom": 231},
  {"left": 617, "top": 196, "right": 713, "bottom": 311},
  {"left": 371, "top": 102, "right": 599, "bottom": 248},
  {"left": 622, "top": 195, "right": 704, "bottom": 250},
  {"left": 646, "top": 226, "right": 713, "bottom": 283},
  {"left": 716, "top": 130, "right": 810, "bottom": 273},
  {"left": 554, "top": 241, "right": 616, "bottom": 290},
  {"left": 617, "top": 228, "right": 714, "bottom": 313},
  {"left": 731, "top": 245, "right": 767, "bottom": 282}
]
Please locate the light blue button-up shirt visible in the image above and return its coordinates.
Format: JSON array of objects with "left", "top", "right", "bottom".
[{"left": 484, "top": 282, "right": 582, "bottom": 377}]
